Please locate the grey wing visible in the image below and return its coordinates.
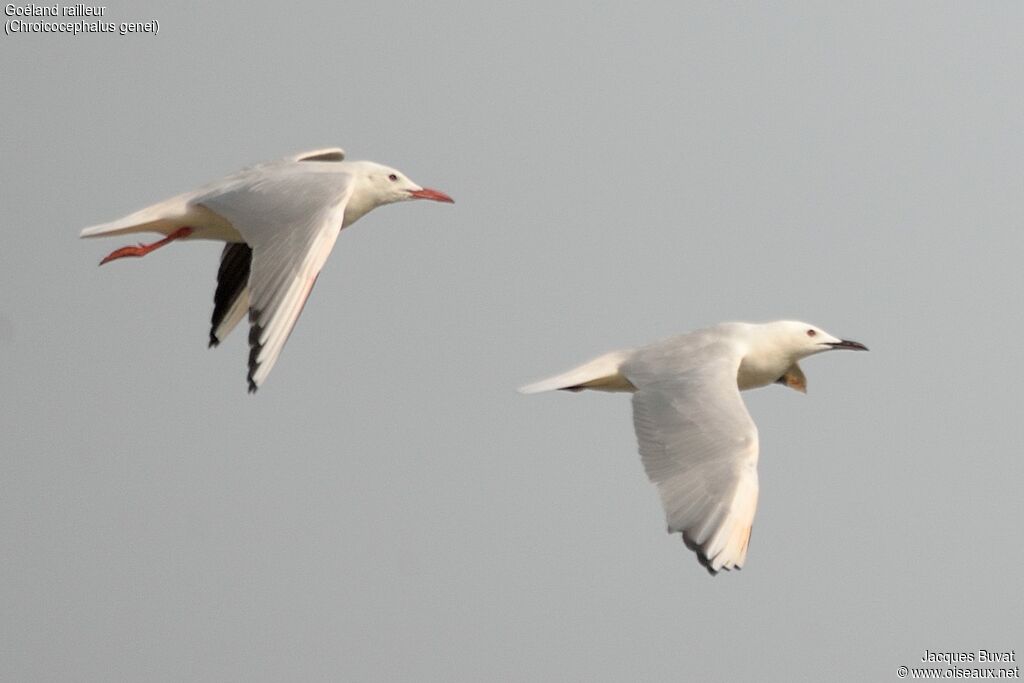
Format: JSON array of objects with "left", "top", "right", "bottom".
[
  {"left": 625, "top": 343, "right": 759, "bottom": 574},
  {"left": 290, "top": 147, "right": 345, "bottom": 162},
  {"left": 198, "top": 166, "right": 354, "bottom": 391}
]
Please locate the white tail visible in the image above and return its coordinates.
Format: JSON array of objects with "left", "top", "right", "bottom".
[
  {"left": 519, "top": 349, "right": 635, "bottom": 394},
  {"left": 79, "top": 191, "right": 200, "bottom": 239},
  {"left": 80, "top": 193, "right": 238, "bottom": 241}
]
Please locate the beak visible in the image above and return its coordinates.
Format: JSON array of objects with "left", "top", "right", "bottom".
[
  {"left": 407, "top": 187, "right": 455, "bottom": 203},
  {"left": 824, "top": 339, "right": 869, "bottom": 351}
]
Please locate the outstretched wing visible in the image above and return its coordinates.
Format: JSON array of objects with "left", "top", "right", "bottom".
[
  {"left": 623, "top": 336, "right": 759, "bottom": 574},
  {"left": 198, "top": 164, "right": 354, "bottom": 391}
]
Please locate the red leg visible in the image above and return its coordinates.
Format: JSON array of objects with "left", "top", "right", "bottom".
[{"left": 99, "top": 226, "right": 195, "bottom": 266}]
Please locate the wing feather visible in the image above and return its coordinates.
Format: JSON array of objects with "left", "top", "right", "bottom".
[
  {"left": 209, "top": 243, "right": 252, "bottom": 346},
  {"left": 197, "top": 165, "right": 354, "bottom": 391},
  {"left": 624, "top": 334, "right": 760, "bottom": 574}
]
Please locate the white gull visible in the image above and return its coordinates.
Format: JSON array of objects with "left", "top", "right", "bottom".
[
  {"left": 521, "top": 320, "right": 867, "bottom": 575},
  {"left": 81, "top": 148, "right": 454, "bottom": 392}
]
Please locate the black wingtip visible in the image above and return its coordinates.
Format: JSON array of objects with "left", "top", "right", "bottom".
[
  {"left": 696, "top": 554, "right": 719, "bottom": 577},
  {"left": 208, "top": 334, "right": 220, "bottom": 348},
  {"left": 682, "top": 532, "right": 720, "bottom": 576},
  {"left": 246, "top": 311, "right": 264, "bottom": 395},
  {"left": 210, "top": 242, "right": 252, "bottom": 348}
]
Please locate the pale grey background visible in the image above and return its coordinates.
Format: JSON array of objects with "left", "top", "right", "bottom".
[{"left": 2, "top": 2, "right": 1022, "bottom": 681}]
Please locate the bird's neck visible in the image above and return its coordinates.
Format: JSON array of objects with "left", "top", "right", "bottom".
[
  {"left": 342, "top": 192, "right": 380, "bottom": 228},
  {"left": 737, "top": 344, "right": 793, "bottom": 391}
]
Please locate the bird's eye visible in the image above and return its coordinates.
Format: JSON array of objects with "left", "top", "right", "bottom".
[
  {"left": 388, "top": 173, "right": 398, "bottom": 182},
  {"left": 806, "top": 329, "right": 817, "bottom": 337}
]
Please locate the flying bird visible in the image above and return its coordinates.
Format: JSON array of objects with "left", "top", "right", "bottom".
[
  {"left": 81, "top": 148, "right": 454, "bottom": 392},
  {"left": 520, "top": 321, "right": 867, "bottom": 575}
]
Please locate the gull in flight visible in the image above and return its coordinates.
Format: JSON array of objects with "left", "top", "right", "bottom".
[
  {"left": 520, "top": 320, "right": 868, "bottom": 575},
  {"left": 81, "top": 148, "right": 454, "bottom": 392}
]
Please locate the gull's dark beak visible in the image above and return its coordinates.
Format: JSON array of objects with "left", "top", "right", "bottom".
[
  {"left": 825, "top": 339, "right": 869, "bottom": 351},
  {"left": 407, "top": 187, "right": 455, "bottom": 203}
]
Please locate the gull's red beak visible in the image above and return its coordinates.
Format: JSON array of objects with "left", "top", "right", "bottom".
[{"left": 408, "top": 187, "right": 455, "bottom": 203}]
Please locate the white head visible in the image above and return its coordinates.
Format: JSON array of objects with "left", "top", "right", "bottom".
[
  {"left": 760, "top": 320, "right": 868, "bottom": 361},
  {"left": 337, "top": 161, "right": 454, "bottom": 228},
  {"left": 349, "top": 160, "right": 453, "bottom": 211},
  {"left": 738, "top": 320, "right": 867, "bottom": 393}
]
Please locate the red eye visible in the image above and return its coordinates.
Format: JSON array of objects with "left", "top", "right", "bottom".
[
  {"left": 806, "top": 329, "right": 817, "bottom": 337},
  {"left": 388, "top": 174, "right": 398, "bottom": 182}
]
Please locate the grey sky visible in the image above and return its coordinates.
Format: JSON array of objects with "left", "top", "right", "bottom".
[{"left": 2, "top": 2, "right": 1022, "bottom": 681}]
